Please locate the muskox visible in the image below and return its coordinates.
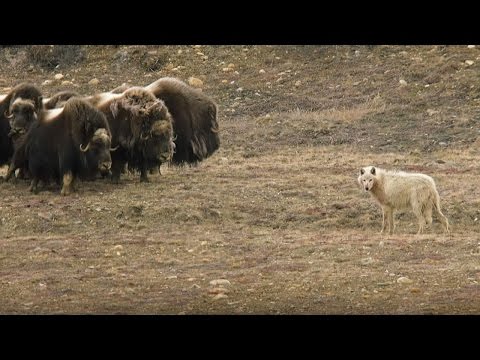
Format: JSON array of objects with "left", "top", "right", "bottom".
[
  {"left": 0, "top": 83, "right": 43, "bottom": 170},
  {"left": 112, "top": 77, "right": 220, "bottom": 166},
  {"left": 12, "top": 98, "right": 113, "bottom": 195},
  {"left": 93, "top": 87, "right": 174, "bottom": 182},
  {"left": 43, "top": 90, "right": 80, "bottom": 110}
]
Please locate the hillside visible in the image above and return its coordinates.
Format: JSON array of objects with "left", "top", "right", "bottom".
[{"left": 0, "top": 45, "right": 479, "bottom": 314}]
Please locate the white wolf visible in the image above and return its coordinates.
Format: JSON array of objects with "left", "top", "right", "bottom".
[{"left": 357, "top": 166, "right": 449, "bottom": 235}]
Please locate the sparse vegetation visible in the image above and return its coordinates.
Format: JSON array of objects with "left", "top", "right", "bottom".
[{"left": 0, "top": 45, "right": 479, "bottom": 314}]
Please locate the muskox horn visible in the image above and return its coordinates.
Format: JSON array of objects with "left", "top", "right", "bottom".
[
  {"left": 140, "top": 132, "right": 150, "bottom": 140},
  {"left": 4, "top": 110, "right": 13, "bottom": 119},
  {"left": 211, "top": 126, "right": 219, "bottom": 133},
  {"left": 110, "top": 145, "right": 120, "bottom": 152},
  {"left": 79, "top": 143, "right": 90, "bottom": 152}
]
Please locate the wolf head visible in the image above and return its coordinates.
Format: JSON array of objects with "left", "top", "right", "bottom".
[{"left": 358, "top": 166, "right": 377, "bottom": 191}]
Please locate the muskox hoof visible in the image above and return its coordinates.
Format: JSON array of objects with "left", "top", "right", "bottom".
[
  {"left": 60, "top": 188, "right": 70, "bottom": 196},
  {"left": 140, "top": 176, "right": 150, "bottom": 183}
]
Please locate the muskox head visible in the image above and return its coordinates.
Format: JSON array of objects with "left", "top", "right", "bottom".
[
  {"left": 141, "top": 118, "right": 175, "bottom": 166},
  {"left": 3, "top": 83, "right": 43, "bottom": 138},
  {"left": 112, "top": 87, "right": 168, "bottom": 143},
  {"left": 65, "top": 98, "right": 114, "bottom": 175},
  {"left": 7, "top": 98, "right": 38, "bottom": 138}
]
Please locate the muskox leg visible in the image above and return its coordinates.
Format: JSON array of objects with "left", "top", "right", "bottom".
[
  {"left": 4, "top": 164, "right": 17, "bottom": 183},
  {"left": 140, "top": 167, "right": 150, "bottom": 182},
  {"left": 29, "top": 178, "right": 40, "bottom": 194},
  {"left": 60, "top": 172, "right": 74, "bottom": 196},
  {"left": 111, "top": 161, "right": 125, "bottom": 184}
]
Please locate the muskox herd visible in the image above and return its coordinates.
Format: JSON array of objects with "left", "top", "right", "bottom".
[{"left": 0, "top": 77, "right": 220, "bottom": 195}]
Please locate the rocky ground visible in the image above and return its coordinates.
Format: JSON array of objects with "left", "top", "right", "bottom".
[{"left": 0, "top": 45, "right": 479, "bottom": 314}]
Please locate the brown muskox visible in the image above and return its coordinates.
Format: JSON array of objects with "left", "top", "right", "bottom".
[
  {"left": 145, "top": 77, "right": 219, "bottom": 165},
  {"left": 10, "top": 98, "right": 113, "bottom": 195},
  {"left": 111, "top": 77, "right": 220, "bottom": 166},
  {"left": 43, "top": 90, "right": 81, "bottom": 110},
  {"left": 93, "top": 87, "right": 174, "bottom": 182},
  {"left": 0, "top": 83, "right": 43, "bottom": 170}
]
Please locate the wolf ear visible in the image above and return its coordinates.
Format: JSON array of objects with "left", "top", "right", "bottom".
[
  {"left": 360, "top": 168, "right": 365, "bottom": 175},
  {"left": 370, "top": 167, "right": 376, "bottom": 175}
]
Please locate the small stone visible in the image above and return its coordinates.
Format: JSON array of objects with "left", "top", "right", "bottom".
[
  {"left": 196, "top": 52, "right": 204, "bottom": 56},
  {"left": 88, "top": 78, "right": 100, "bottom": 85},
  {"left": 54, "top": 74, "right": 64, "bottom": 80},
  {"left": 426, "top": 109, "right": 438, "bottom": 116},
  {"left": 222, "top": 67, "right": 233, "bottom": 72},
  {"left": 37, "top": 212, "right": 53, "bottom": 221},
  {"left": 165, "top": 63, "right": 175, "bottom": 71},
  {"left": 212, "top": 293, "right": 228, "bottom": 300},
  {"left": 436, "top": 159, "right": 446, "bottom": 164},
  {"left": 208, "top": 287, "right": 230, "bottom": 294},
  {"left": 236, "top": 87, "right": 243, "bottom": 92},
  {"left": 294, "top": 80, "right": 301, "bottom": 87},
  {"left": 439, "top": 142, "right": 447, "bottom": 146},
  {"left": 465, "top": 60, "right": 474, "bottom": 66},
  {"left": 397, "top": 276, "right": 413, "bottom": 284},
  {"left": 467, "top": 45, "right": 476, "bottom": 49},
  {"left": 360, "top": 257, "right": 374, "bottom": 265},
  {"left": 227, "top": 63, "right": 235, "bottom": 69},
  {"left": 42, "top": 80, "right": 53, "bottom": 86},
  {"left": 259, "top": 69, "right": 266, "bottom": 74},
  {"left": 209, "top": 279, "right": 231, "bottom": 286},
  {"left": 61, "top": 81, "right": 74, "bottom": 86},
  {"left": 188, "top": 77, "right": 203, "bottom": 88},
  {"left": 399, "top": 79, "right": 408, "bottom": 86},
  {"left": 166, "top": 275, "right": 178, "bottom": 280},
  {"left": 221, "top": 79, "right": 228, "bottom": 84},
  {"left": 379, "top": 241, "right": 385, "bottom": 247}
]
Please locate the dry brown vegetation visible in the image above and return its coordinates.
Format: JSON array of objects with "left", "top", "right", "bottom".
[{"left": 0, "top": 45, "right": 479, "bottom": 314}]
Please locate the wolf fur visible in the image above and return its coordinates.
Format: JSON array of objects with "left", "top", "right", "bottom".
[{"left": 358, "top": 166, "right": 449, "bottom": 235}]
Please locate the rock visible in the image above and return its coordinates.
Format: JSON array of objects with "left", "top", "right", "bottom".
[
  {"left": 379, "top": 241, "right": 385, "bottom": 247},
  {"left": 465, "top": 60, "right": 474, "bottom": 66},
  {"left": 208, "top": 287, "right": 230, "bottom": 294},
  {"left": 436, "top": 159, "right": 446, "bottom": 164},
  {"left": 399, "top": 79, "right": 408, "bottom": 86},
  {"left": 259, "top": 69, "right": 266, "bottom": 74},
  {"left": 209, "top": 279, "right": 231, "bottom": 286},
  {"left": 37, "top": 212, "right": 53, "bottom": 221},
  {"left": 42, "top": 80, "right": 53, "bottom": 86},
  {"left": 113, "top": 245, "right": 123, "bottom": 250},
  {"left": 196, "top": 52, "right": 204, "bottom": 56},
  {"left": 222, "top": 67, "right": 233, "bottom": 72},
  {"left": 227, "top": 63, "right": 235, "bottom": 69},
  {"left": 236, "top": 87, "right": 243, "bottom": 92},
  {"left": 54, "top": 73, "right": 64, "bottom": 80},
  {"left": 212, "top": 293, "right": 228, "bottom": 300},
  {"left": 61, "top": 81, "right": 74, "bottom": 86},
  {"left": 188, "top": 77, "right": 203, "bottom": 88},
  {"left": 426, "top": 109, "right": 438, "bottom": 116},
  {"left": 88, "top": 78, "right": 100, "bottom": 85},
  {"left": 439, "top": 142, "right": 447, "bottom": 147},
  {"left": 468, "top": 45, "right": 476, "bottom": 49},
  {"left": 397, "top": 276, "right": 413, "bottom": 284},
  {"left": 360, "top": 257, "right": 374, "bottom": 265},
  {"left": 165, "top": 63, "right": 175, "bottom": 71},
  {"left": 166, "top": 275, "right": 178, "bottom": 280},
  {"left": 221, "top": 80, "right": 228, "bottom": 84},
  {"left": 294, "top": 80, "right": 301, "bottom": 87}
]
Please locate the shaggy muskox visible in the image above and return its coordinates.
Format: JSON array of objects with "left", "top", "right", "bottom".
[
  {"left": 93, "top": 87, "right": 174, "bottom": 182},
  {"left": 43, "top": 90, "right": 80, "bottom": 110},
  {"left": 11, "top": 98, "right": 113, "bottom": 195},
  {"left": 358, "top": 166, "right": 450, "bottom": 235},
  {"left": 113, "top": 77, "right": 220, "bottom": 165},
  {"left": 0, "top": 83, "right": 43, "bottom": 169}
]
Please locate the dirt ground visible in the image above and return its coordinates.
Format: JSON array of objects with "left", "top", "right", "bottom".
[{"left": 0, "top": 45, "right": 479, "bottom": 314}]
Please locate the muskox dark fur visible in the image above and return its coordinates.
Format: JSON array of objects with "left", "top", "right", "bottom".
[
  {"left": 14, "top": 98, "right": 112, "bottom": 195},
  {"left": 145, "top": 77, "right": 220, "bottom": 165},
  {"left": 0, "top": 83, "right": 43, "bottom": 169},
  {"left": 93, "top": 87, "right": 174, "bottom": 182},
  {"left": 43, "top": 90, "right": 81, "bottom": 110}
]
